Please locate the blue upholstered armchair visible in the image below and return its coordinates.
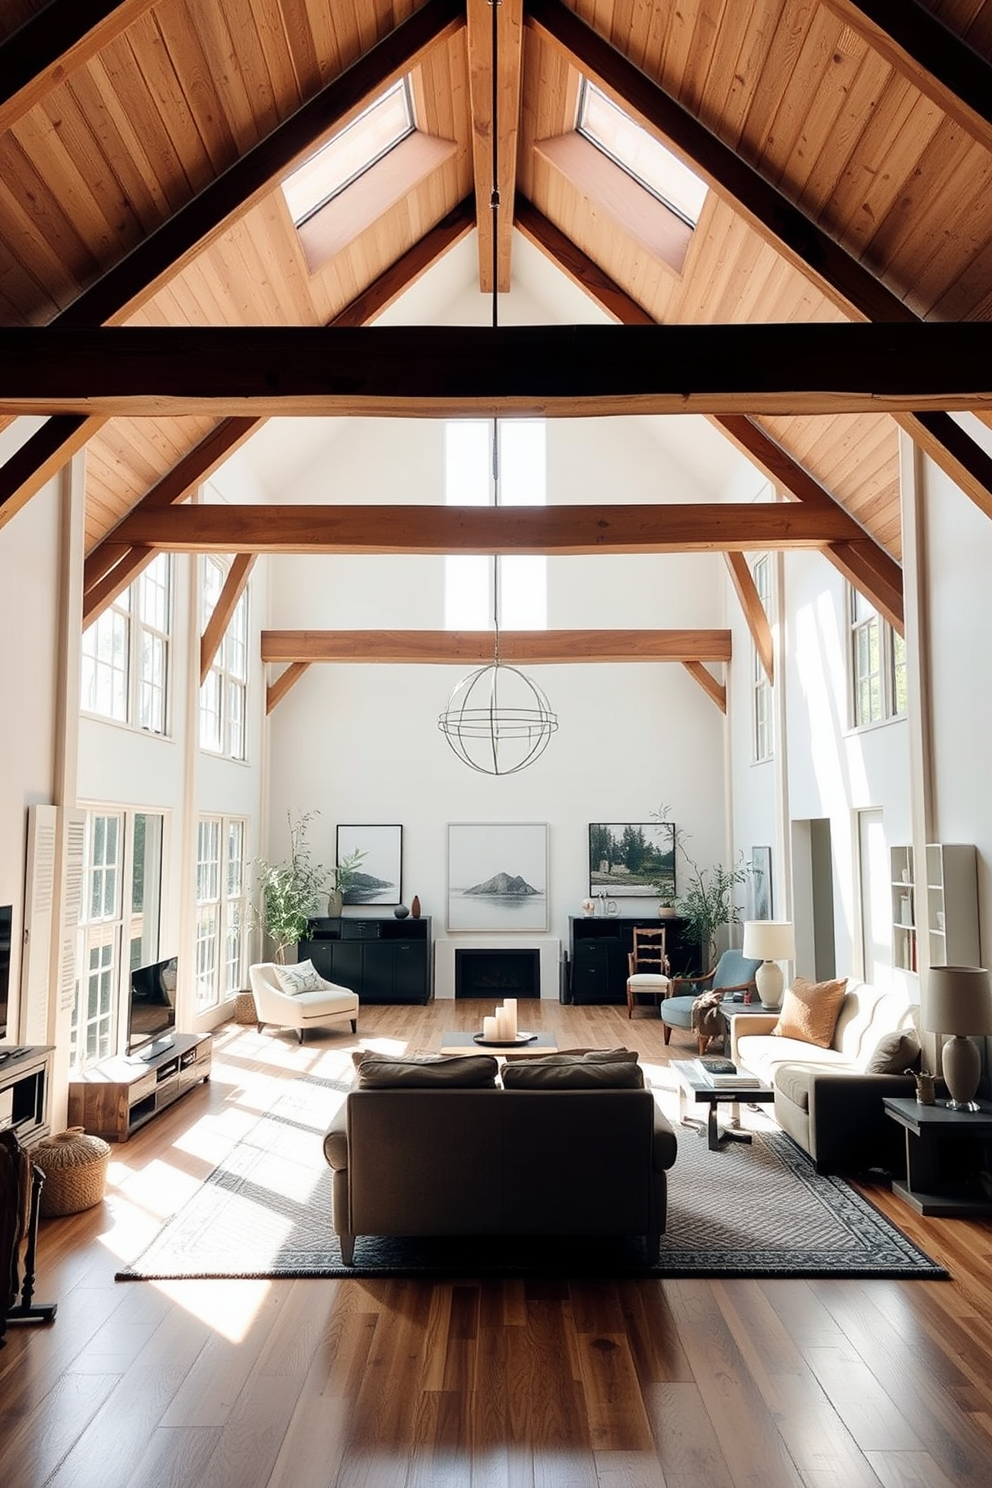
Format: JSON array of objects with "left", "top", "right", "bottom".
[{"left": 660, "top": 949, "right": 763, "bottom": 1053}]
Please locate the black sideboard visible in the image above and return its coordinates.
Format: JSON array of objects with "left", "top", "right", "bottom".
[
  {"left": 567, "top": 915, "right": 694, "bottom": 1004},
  {"left": 300, "top": 916, "right": 433, "bottom": 1005}
]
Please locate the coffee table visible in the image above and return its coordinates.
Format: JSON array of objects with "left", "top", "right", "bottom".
[
  {"left": 438, "top": 1030, "right": 558, "bottom": 1057},
  {"left": 670, "top": 1059, "right": 774, "bottom": 1151}
]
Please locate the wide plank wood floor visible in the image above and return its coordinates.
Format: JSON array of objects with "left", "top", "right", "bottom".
[{"left": 3, "top": 999, "right": 992, "bottom": 1488}]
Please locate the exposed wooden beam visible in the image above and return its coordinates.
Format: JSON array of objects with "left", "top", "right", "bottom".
[
  {"left": 5, "top": 325, "right": 992, "bottom": 419},
  {"left": 682, "top": 661, "right": 727, "bottom": 713},
  {"left": 0, "top": 414, "right": 107, "bottom": 534},
  {"left": 516, "top": 199, "right": 904, "bottom": 628},
  {"left": 724, "top": 554, "right": 773, "bottom": 685},
  {"left": 109, "top": 502, "right": 861, "bottom": 555},
  {"left": 467, "top": 0, "right": 522, "bottom": 293},
  {"left": 327, "top": 195, "right": 476, "bottom": 328},
  {"left": 267, "top": 662, "right": 311, "bottom": 715},
  {"left": 819, "top": 0, "right": 992, "bottom": 156},
  {"left": 827, "top": 540, "right": 907, "bottom": 638},
  {"left": 896, "top": 411, "right": 992, "bottom": 525},
  {"left": 0, "top": 0, "right": 158, "bottom": 136},
  {"left": 200, "top": 555, "right": 256, "bottom": 685},
  {"left": 261, "top": 629, "right": 732, "bottom": 664}
]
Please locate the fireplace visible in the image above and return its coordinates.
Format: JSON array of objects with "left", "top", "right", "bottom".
[{"left": 454, "top": 948, "right": 541, "bottom": 999}]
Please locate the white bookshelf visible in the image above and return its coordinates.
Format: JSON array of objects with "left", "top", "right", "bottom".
[
  {"left": 890, "top": 846, "right": 917, "bottom": 974},
  {"left": 924, "top": 844, "right": 980, "bottom": 968}
]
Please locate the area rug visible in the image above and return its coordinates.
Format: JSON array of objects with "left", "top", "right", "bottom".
[{"left": 117, "top": 1074, "right": 947, "bottom": 1281}]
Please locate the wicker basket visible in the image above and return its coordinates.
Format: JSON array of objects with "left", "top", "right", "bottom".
[
  {"left": 33, "top": 1127, "right": 111, "bottom": 1217},
  {"left": 233, "top": 989, "right": 257, "bottom": 1025}
]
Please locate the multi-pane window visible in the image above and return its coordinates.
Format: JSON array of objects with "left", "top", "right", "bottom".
[
  {"left": 444, "top": 421, "right": 547, "bottom": 630},
  {"left": 70, "top": 810, "right": 163, "bottom": 1072},
  {"left": 81, "top": 554, "right": 172, "bottom": 733},
  {"left": 195, "top": 816, "right": 248, "bottom": 1011},
  {"left": 850, "top": 585, "right": 907, "bottom": 728},
  {"left": 752, "top": 555, "right": 773, "bottom": 763},
  {"left": 200, "top": 559, "right": 249, "bottom": 760}
]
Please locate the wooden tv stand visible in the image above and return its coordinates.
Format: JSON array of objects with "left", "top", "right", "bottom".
[{"left": 68, "top": 1032, "right": 211, "bottom": 1142}]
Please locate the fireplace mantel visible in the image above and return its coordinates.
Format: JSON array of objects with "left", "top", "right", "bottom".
[{"left": 434, "top": 936, "right": 561, "bottom": 1000}]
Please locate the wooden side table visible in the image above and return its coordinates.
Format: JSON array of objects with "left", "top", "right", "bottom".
[{"left": 883, "top": 1096, "right": 992, "bottom": 1216}]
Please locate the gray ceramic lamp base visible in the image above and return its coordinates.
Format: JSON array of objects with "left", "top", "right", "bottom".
[{"left": 942, "top": 1034, "right": 982, "bottom": 1111}]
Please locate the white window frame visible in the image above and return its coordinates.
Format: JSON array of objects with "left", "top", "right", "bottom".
[
  {"left": 577, "top": 80, "right": 707, "bottom": 227},
  {"left": 80, "top": 553, "right": 172, "bottom": 733},
  {"left": 849, "top": 585, "right": 906, "bottom": 729},
  {"left": 752, "top": 554, "right": 773, "bottom": 763},
  {"left": 195, "top": 815, "right": 248, "bottom": 1012},
  {"left": 200, "top": 558, "right": 249, "bottom": 760},
  {"left": 282, "top": 78, "right": 414, "bottom": 227}
]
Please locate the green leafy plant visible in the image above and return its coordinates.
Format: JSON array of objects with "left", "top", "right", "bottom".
[
  {"left": 650, "top": 804, "right": 749, "bottom": 968},
  {"left": 330, "top": 847, "right": 367, "bottom": 896},
  {"left": 251, "top": 809, "right": 329, "bottom": 961}
]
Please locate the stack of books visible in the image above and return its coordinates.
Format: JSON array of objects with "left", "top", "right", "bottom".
[{"left": 693, "top": 1055, "right": 756, "bottom": 1088}]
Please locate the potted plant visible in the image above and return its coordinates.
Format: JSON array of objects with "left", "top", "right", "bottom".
[
  {"left": 650, "top": 804, "right": 749, "bottom": 968},
  {"left": 251, "top": 809, "right": 329, "bottom": 962},
  {"left": 326, "top": 846, "right": 367, "bottom": 917}
]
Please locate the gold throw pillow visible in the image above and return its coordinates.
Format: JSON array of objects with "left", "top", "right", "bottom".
[{"left": 772, "top": 975, "right": 848, "bottom": 1048}]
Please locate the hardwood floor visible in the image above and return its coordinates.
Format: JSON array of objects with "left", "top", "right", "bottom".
[{"left": 3, "top": 1000, "right": 992, "bottom": 1488}]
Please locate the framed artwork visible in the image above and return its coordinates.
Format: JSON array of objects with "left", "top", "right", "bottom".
[
  {"left": 588, "top": 822, "right": 676, "bottom": 899},
  {"left": 750, "top": 846, "right": 772, "bottom": 920},
  {"left": 447, "top": 823, "right": 548, "bottom": 932},
  {"left": 336, "top": 824, "right": 402, "bottom": 905}
]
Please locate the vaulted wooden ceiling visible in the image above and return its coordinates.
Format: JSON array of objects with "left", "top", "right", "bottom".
[{"left": 2, "top": 0, "right": 992, "bottom": 643}]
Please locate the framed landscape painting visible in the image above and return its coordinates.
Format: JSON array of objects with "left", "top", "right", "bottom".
[
  {"left": 750, "top": 846, "right": 772, "bottom": 920},
  {"left": 589, "top": 822, "right": 676, "bottom": 899},
  {"left": 447, "top": 823, "right": 548, "bottom": 932},
  {"left": 336, "top": 824, "right": 402, "bottom": 905}
]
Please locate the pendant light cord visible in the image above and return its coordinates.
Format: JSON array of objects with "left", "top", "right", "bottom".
[{"left": 490, "top": 2, "right": 501, "bottom": 664}]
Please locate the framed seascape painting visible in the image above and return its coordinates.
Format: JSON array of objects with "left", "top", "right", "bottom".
[
  {"left": 447, "top": 823, "right": 549, "bottom": 932},
  {"left": 750, "top": 846, "right": 772, "bottom": 920},
  {"left": 336, "top": 824, "right": 403, "bottom": 906},
  {"left": 588, "top": 822, "right": 676, "bottom": 899}
]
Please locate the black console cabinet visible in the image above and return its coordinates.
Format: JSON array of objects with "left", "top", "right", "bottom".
[
  {"left": 567, "top": 916, "right": 693, "bottom": 1004},
  {"left": 300, "top": 917, "right": 433, "bottom": 1004}
]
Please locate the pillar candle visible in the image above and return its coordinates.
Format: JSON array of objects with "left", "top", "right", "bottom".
[
  {"left": 483, "top": 1016, "right": 499, "bottom": 1040},
  {"left": 494, "top": 1005, "right": 508, "bottom": 1040},
  {"left": 503, "top": 999, "right": 518, "bottom": 1039}
]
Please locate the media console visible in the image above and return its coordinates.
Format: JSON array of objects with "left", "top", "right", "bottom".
[
  {"left": 68, "top": 1031, "right": 212, "bottom": 1142},
  {"left": 0, "top": 1044, "right": 54, "bottom": 1148}
]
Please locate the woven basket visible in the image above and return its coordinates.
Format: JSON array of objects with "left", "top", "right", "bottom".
[
  {"left": 33, "top": 1127, "right": 111, "bottom": 1216},
  {"left": 233, "top": 989, "right": 257, "bottom": 1025}
]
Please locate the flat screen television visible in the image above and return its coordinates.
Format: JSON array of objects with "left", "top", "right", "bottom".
[
  {"left": 0, "top": 904, "right": 12, "bottom": 1042},
  {"left": 127, "top": 955, "right": 178, "bottom": 1058}
]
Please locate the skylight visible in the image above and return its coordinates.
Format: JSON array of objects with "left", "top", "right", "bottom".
[
  {"left": 282, "top": 79, "right": 414, "bottom": 227},
  {"left": 577, "top": 81, "right": 708, "bottom": 227}
]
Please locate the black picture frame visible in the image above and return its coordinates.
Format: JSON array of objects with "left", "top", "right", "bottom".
[
  {"left": 336, "top": 824, "right": 403, "bottom": 906},
  {"left": 588, "top": 822, "right": 676, "bottom": 899}
]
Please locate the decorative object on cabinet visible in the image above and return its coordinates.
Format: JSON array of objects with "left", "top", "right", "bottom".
[
  {"left": 588, "top": 822, "right": 676, "bottom": 900},
  {"left": 447, "top": 823, "right": 548, "bottom": 932},
  {"left": 335, "top": 825, "right": 399, "bottom": 906},
  {"left": 922, "top": 965, "right": 992, "bottom": 1112},
  {"left": 411, "top": 895, "right": 421, "bottom": 919},
  {"left": 749, "top": 846, "right": 772, "bottom": 920},
  {"left": 742, "top": 920, "right": 795, "bottom": 1010}
]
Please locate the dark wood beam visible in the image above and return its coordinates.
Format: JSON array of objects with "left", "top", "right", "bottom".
[
  {"left": 5, "top": 325, "right": 992, "bottom": 418},
  {"left": 819, "top": 0, "right": 992, "bottom": 156},
  {"left": 0, "top": 414, "right": 107, "bottom": 534},
  {"left": 0, "top": 0, "right": 158, "bottom": 136},
  {"left": 200, "top": 554, "right": 256, "bottom": 685},
  {"left": 261, "top": 629, "right": 732, "bottom": 664},
  {"left": 467, "top": 0, "right": 522, "bottom": 293},
  {"left": 898, "top": 410, "right": 992, "bottom": 525},
  {"left": 109, "top": 502, "right": 863, "bottom": 555}
]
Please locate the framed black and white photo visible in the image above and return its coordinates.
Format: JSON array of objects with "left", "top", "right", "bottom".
[
  {"left": 750, "top": 846, "right": 772, "bottom": 920},
  {"left": 447, "top": 822, "right": 548, "bottom": 932},
  {"left": 336, "top": 824, "right": 402, "bottom": 905},
  {"left": 588, "top": 822, "right": 676, "bottom": 899}
]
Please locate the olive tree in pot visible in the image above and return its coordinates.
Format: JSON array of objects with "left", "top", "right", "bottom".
[
  {"left": 251, "top": 809, "right": 329, "bottom": 963},
  {"left": 650, "top": 804, "right": 750, "bottom": 972}
]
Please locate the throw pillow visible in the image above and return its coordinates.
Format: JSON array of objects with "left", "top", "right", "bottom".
[
  {"left": 865, "top": 1029, "right": 922, "bottom": 1074},
  {"left": 501, "top": 1058, "right": 644, "bottom": 1089},
  {"left": 507, "top": 1047, "right": 639, "bottom": 1064},
  {"left": 354, "top": 1052, "right": 499, "bottom": 1089},
  {"left": 772, "top": 975, "right": 848, "bottom": 1048},
  {"left": 274, "top": 958, "right": 324, "bottom": 995}
]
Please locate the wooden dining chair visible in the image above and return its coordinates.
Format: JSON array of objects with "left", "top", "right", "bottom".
[{"left": 626, "top": 926, "right": 671, "bottom": 1017}]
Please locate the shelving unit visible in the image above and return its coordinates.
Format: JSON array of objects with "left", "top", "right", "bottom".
[
  {"left": 924, "top": 844, "right": 980, "bottom": 968},
  {"left": 890, "top": 846, "right": 917, "bottom": 974},
  {"left": 0, "top": 1045, "right": 54, "bottom": 1148},
  {"left": 300, "top": 917, "right": 433, "bottom": 1004},
  {"left": 67, "top": 1032, "right": 212, "bottom": 1142}
]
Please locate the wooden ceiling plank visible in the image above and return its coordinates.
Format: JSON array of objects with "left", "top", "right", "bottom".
[
  {"left": 260, "top": 628, "right": 733, "bottom": 664},
  {"left": 682, "top": 661, "right": 727, "bottom": 713},
  {"left": 819, "top": 0, "right": 992, "bottom": 156},
  {"left": 200, "top": 553, "right": 256, "bottom": 685},
  {"left": 6, "top": 323, "right": 992, "bottom": 418},
  {"left": 466, "top": 0, "right": 523, "bottom": 293},
  {"left": 108, "top": 501, "right": 861, "bottom": 554},
  {"left": 0, "top": 0, "right": 159, "bottom": 137},
  {"left": 267, "top": 661, "right": 311, "bottom": 715},
  {"left": 0, "top": 414, "right": 107, "bottom": 533},
  {"left": 724, "top": 551, "right": 774, "bottom": 685}
]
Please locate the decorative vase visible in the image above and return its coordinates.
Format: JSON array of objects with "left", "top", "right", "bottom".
[
  {"left": 327, "top": 887, "right": 343, "bottom": 917},
  {"left": 411, "top": 895, "right": 421, "bottom": 919},
  {"left": 394, "top": 904, "right": 410, "bottom": 919},
  {"left": 658, "top": 905, "right": 678, "bottom": 919}
]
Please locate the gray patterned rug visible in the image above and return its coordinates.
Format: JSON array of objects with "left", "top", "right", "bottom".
[{"left": 117, "top": 1074, "right": 947, "bottom": 1281}]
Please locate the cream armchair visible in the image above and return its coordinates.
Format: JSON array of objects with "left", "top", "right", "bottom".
[{"left": 249, "top": 962, "right": 359, "bottom": 1044}]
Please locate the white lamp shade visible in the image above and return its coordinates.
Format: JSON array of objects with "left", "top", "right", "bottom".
[
  {"left": 923, "top": 966, "right": 992, "bottom": 1036},
  {"left": 742, "top": 921, "right": 795, "bottom": 961}
]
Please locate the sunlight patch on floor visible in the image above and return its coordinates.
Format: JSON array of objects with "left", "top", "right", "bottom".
[{"left": 150, "top": 1276, "right": 274, "bottom": 1342}]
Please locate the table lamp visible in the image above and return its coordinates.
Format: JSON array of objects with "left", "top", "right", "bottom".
[
  {"left": 742, "top": 920, "right": 795, "bottom": 1010},
  {"left": 923, "top": 965, "right": 992, "bottom": 1112}
]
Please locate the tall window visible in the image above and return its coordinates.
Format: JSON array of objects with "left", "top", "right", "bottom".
[
  {"left": 444, "top": 421, "right": 547, "bottom": 630},
  {"left": 200, "top": 558, "right": 249, "bottom": 759},
  {"left": 81, "top": 554, "right": 172, "bottom": 733},
  {"left": 752, "top": 555, "right": 773, "bottom": 762},
  {"left": 850, "top": 586, "right": 906, "bottom": 728},
  {"left": 195, "top": 816, "right": 247, "bottom": 1011},
  {"left": 71, "top": 810, "right": 163, "bottom": 1072}
]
